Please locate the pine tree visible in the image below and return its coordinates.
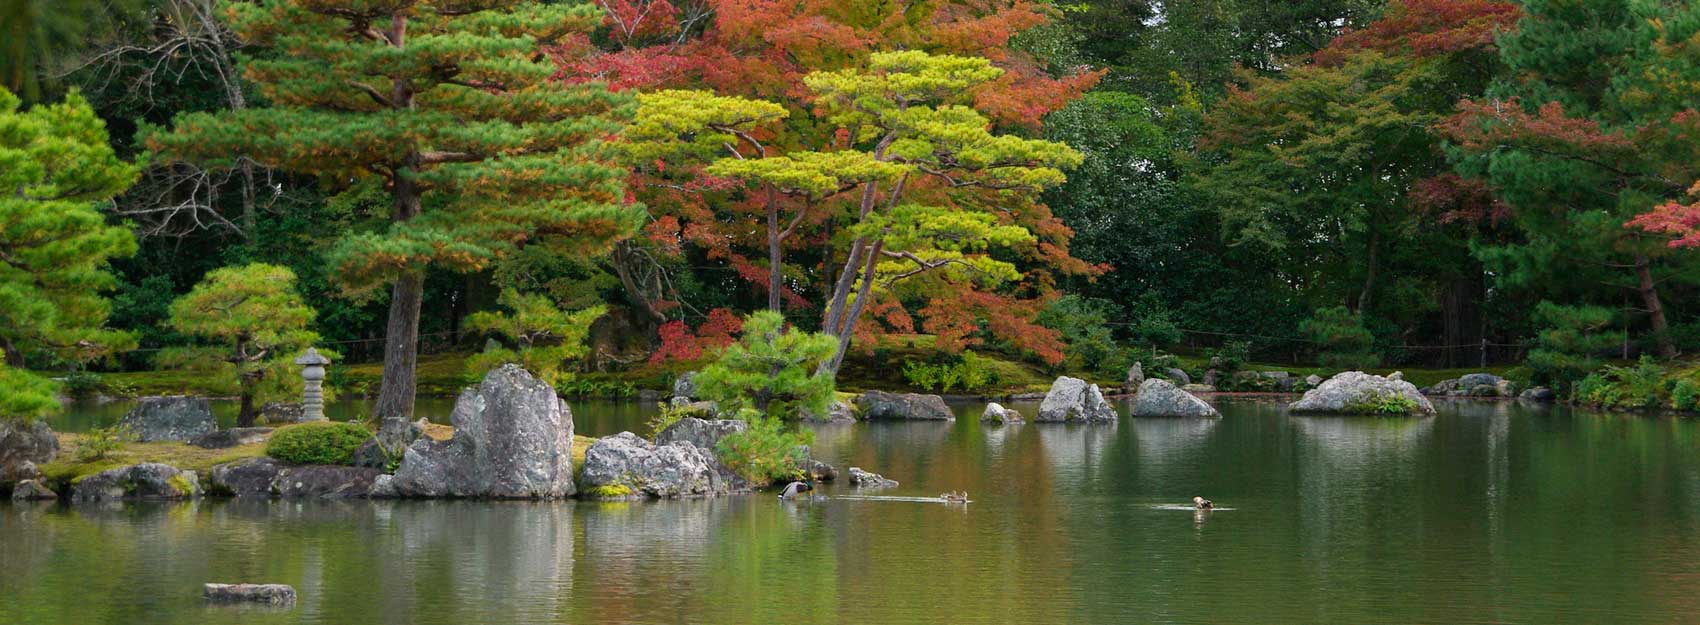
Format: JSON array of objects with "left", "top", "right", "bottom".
[
  {"left": 464, "top": 288, "right": 602, "bottom": 386},
  {"left": 145, "top": 1, "right": 644, "bottom": 439},
  {"left": 0, "top": 87, "right": 137, "bottom": 420},
  {"left": 163, "top": 263, "right": 319, "bottom": 426}
]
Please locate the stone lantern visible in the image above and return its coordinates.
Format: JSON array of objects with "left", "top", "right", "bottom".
[{"left": 294, "top": 348, "right": 331, "bottom": 421}]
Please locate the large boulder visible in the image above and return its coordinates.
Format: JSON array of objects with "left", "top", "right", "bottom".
[
  {"left": 981, "top": 402, "right": 1024, "bottom": 424},
  {"left": 387, "top": 364, "right": 577, "bottom": 499},
  {"left": 577, "top": 432, "right": 746, "bottom": 499},
  {"left": 1288, "top": 371, "right": 1436, "bottom": 416},
  {"left": 1, "top": 419, "right": 58, "bottom": 482},
  {"left": 847, "top": 467, "right": 897, "bottom": 489},
  {"left": 189, "top": 427, "right": 274, "bottom": 449},
  {"left": 1035, "top": 377, "right": 1118, "bottom": 423},
  {"left": 856, "top": 391, "right": 953, "bottom": 420},
  {"left": 655, "top": 417, "right": 747, "bottom": 450},
  {"left": 71, "top": 463, "right": 202, "bottom": 502},
  {"left": 118, "top": 396, "right": 215, "bottom": 442},
  {"left": 210, "top": 457, "right": 288, "bottom": 498},
  {"left": 274, "top": 465, "right": 384, "bottom": 499},
  {"left": 1131, "top": 379, "right": 1219, "bottom": 418},
  {"left": 11, "top": 479, "right": 57, "bottom": 501}
]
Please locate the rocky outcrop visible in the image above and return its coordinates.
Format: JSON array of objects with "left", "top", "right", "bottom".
[
  {"left": 71, "top": 463, "right": 202, "bottom": 502},
  {"left": 189, "top": 427, "right": 274, "bottom": 449},
  {"left": 655, "top": 417, "right": 747, "bottom": 450},
  {"left": 386, "top": 364, "right": 577, "bottom": 499},
  {"left": 577, "top": 432, "right": 747, "bottom": 499},
  {"left": 210, "top": 457, "right": 288, "bottom": 497},
  {"left": 1036, "top": 377, "right": 1117, "bottom": 422},
  {"left": 1131, "top": 379, "right": 1219, "bottom": 418},
  {"left": 204, "top": 583, "right": 296, "bottom": 606},
  {"left": 1520, "top": 387, "right": 1557, "bottom": 402},
  {"left": 11, "top": 479, "right": 57, "bottom": 501},
  {"left": 118, "top": 396, "right": 216, "bottom": 442},
  {"left": 847, "top": 467, "right": 897, "bottom": 488},
  {"left": 981, "top": 402, "right": 1023, "bottom": 424},
  {"left": 856, "top": 391, "right": 954, "bottom": 420},
  {"left": 1289, "top": 371, "right": 1436, "bottom": 416},
  {"left": 1, "top": 419, "right": 58, "bottom": 482}
]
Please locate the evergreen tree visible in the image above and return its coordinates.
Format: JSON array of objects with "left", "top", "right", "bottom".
[
  {"left": 464, "top": 288, "right": 602, "bottom": 386},
  {"left": 695, "top": 310, "right": 837, "bottom": 419},
  {"left": 163, "top": 263, "right": 319, "bottom": 426},
  {"left": 145, "top": 0, "right": 645, "bottom": 440},
  {"left": 0, "top": 87, "right": 137, "bottom": 419}
]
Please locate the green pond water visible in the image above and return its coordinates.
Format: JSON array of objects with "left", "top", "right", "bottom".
[{"left": 5, "top": 397, "right": 1700, "bottom": 624}]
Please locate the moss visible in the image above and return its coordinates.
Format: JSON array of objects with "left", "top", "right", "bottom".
[
  {"left": 571, "top": 435, "right": 596, "bottom": 479},
  {"left": 167, "top": 472, "right": 197, "bottom": 495},
  {"left": 583, "top": 483, "right": 633, "bottom": 499},
  {"left": 40, "top": 433, "right": 266, "bottom": 489}
]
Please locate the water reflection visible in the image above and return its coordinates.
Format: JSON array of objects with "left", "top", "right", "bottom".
[{"left": 8, "top": 400, "right": 1700, "bottom": 624}]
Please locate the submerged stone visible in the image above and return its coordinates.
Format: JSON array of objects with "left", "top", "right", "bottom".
[
  {"left": 856, "top": 391, "right": 953, "bottom": 420},
  {"left": 204, "top": 583, "right": 296, "bottom": 606}
]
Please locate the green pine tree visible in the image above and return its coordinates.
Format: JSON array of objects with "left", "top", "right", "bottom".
[
  {"left": 161, "top": 263, "right": 320, "bottom": 426},
  {"left": 145, "top": 1, "right": 644, "bottom": 440}
]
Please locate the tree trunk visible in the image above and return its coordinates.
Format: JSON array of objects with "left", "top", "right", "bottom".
[
  {"left": 237, "top": 385, "right": 257, "bottom": 428},
  {"left": 766, "top": 195, "right": 782, "bottom": 312},
  {"left": 1356, "top": 229, "right": 1379, "bottom": 314},
  {"left": 820, "top": 240, "right": 883, "bottom": 377},
  {"left": 374, "top": 271, "right": 424, "bottom": 432},
  {"left": 1634, "top": 253, "right": 1677, "bottom": 359}
]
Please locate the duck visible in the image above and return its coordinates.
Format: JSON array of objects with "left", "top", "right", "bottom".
[
  {"left": 940, "top": 491, "right": 969, "bottom": 503},
  {"left": 1193, "top": 496, "right": 1213, "bottom": 510}
]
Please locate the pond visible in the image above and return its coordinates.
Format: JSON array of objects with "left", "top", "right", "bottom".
[{"left": 5, "top": 397, "right": 1700, "bottom": 624}]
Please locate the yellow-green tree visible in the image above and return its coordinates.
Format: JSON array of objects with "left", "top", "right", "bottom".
[
  {"left": 465, "top": 289, "right": 602, "bottom": 387},
  {"left": 0, "top": 87, "right": 137, "bottom": 420},
  {"left": 145, "top": 0, "right": 644, "bottom": 442},
  {"left": 163, "top": 263, "right": 319, "bottom": 426}
]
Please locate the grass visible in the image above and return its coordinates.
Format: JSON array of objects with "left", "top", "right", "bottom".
[{"left": 39, "top": 433, "right": 267, "bottom": 487}]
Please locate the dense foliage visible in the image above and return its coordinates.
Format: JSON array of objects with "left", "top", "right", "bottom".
[{"left": 265, "top": 421, "right": 370, "bottom": 466}]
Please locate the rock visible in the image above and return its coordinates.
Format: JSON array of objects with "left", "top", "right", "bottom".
[
  {"left": 637, "top": 389, "right": 664, "bottom": 403},
  {"left": 805, "top": 458, "right": 837, "bottom": 482},
  {"left": 1495, "top": 379, "right": 1516, "bottom": 397},
  {"left": 672, "top": 372, "right": 699, "bottom": 402},
  {"left": 1182, "top": 383, "right": 1217, "bottom": 393},
  {"left": 1202, "top": 369, "right": 1221, "bottom": 387},
  {"left": 1304, "top": 374, "right": 1325, "bottom": 387},
  {"left": 1288, "top": 371, "right": 1436, "bottom": 416},
  {"left": 1387, "top": 371, "right": 1404, "bottom": 381},
  {"left": 72, "top": 463, "right": 202, "bottom": 502},
  {"left": 1263, "top": 372, "right": 1297, "bottom": 392},
  {"left": 1131, "top": 379, "right": 1220, "bottom": 418},
  {"left": 1424, "top": 378, "right": 1460, "bottom": 395},
  {"left": 655, "top": 417, "right": 747, "bottom": 450},
  {"left": 189, "top": 427, "right": 274, "bottom": 449},
  {"left": 847, "top": 467, "right": 897, "bottom": 489},
  {"left": 274, "top": 465, "right": 384, "bottom": 499},
  {"left": 1468, "top": 384, "right": 1499, "bottom": 397},
  {"left": 669, "top": 400, "right": 720, "bottom": 418},
  {"left": 203, "top": 583, "right": 296, "bottom": 606},
  {"left": 11, "top": 479, "right": 57, "bottom": 501},
  {"left": 387, "top": 364, "right": 577, "bottom": 499},
  {"left": 856, "top": 391, "right": 953, "bottom": 420},
  {"left": 1520, "top": 387, "right": 1557, "bottom": 402},
  {"left": 118, "top": 396, "right": 215, "bottom": 442},
  {"left": 1, "top": 419, "right": 58, "bottom": 482},
  {"left": 1006, "top": 392, "right": 1046, "bottom": 401},
  {"left": 981, "top": 402, "right": 1024, "bottom": 424},
  {"left": 1036, "top": 377, "right": 1117, "bottom": 422},
  {"left": 1123, "top": 362, "right": 1145, "bottom": 393},
  {"left": 258, "top": 402, "right": 304, "bottom": 424},
  {"left": 1458, "top": 372, "right": 1504, "bottom": 388},
  {"left": 577, "top": 432, "right": 746, "bottom": 498},
  {"left": 210, "top": 457, "right": 287, "bottom": 498},
  {"left": 1165, "top": 368, "right": 1191, "bottom": 386},
  {"left": 802, "top": 400, "right": 857, "bottom": 423}
]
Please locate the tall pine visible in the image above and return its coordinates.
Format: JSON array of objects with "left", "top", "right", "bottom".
[{"left": 147, "top": 0, "right": 643, "bottom": 438}]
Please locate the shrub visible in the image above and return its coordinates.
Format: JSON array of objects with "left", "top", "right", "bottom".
[
  {"left": 900, "top": 351, "right": 1001, "bottom": 393},
  {"left": 1301, "top": 307, "right": 1378, "bottom": 369},
  {"left": 76, "top": 424, "right": 131, "bottom": 462},
  {"left": 266, "top": 422, "right": 371, "bottom": 465},
  {"left": 695, "top": 311, "right": 837, "bottom": 420},
  {"left": 1526, "top": 302, "right": 1616, "bottom": 395},
  {"left": 1346, "top": 395, "right": 1419, "bottom": 415},
  {"left": 1672, "top": 378, "right": 1700, "bottom": 411},
  {"left": 1575, "top": 356, "right": 1669, "bottom": 410},
  {"left": 714, "top": 411, "right": 813, "bottom": 484}
]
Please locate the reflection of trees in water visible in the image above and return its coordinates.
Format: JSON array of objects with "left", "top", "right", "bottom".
[{"left": 1128, "top": 417, "right": 1219, "bottom": 481}]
